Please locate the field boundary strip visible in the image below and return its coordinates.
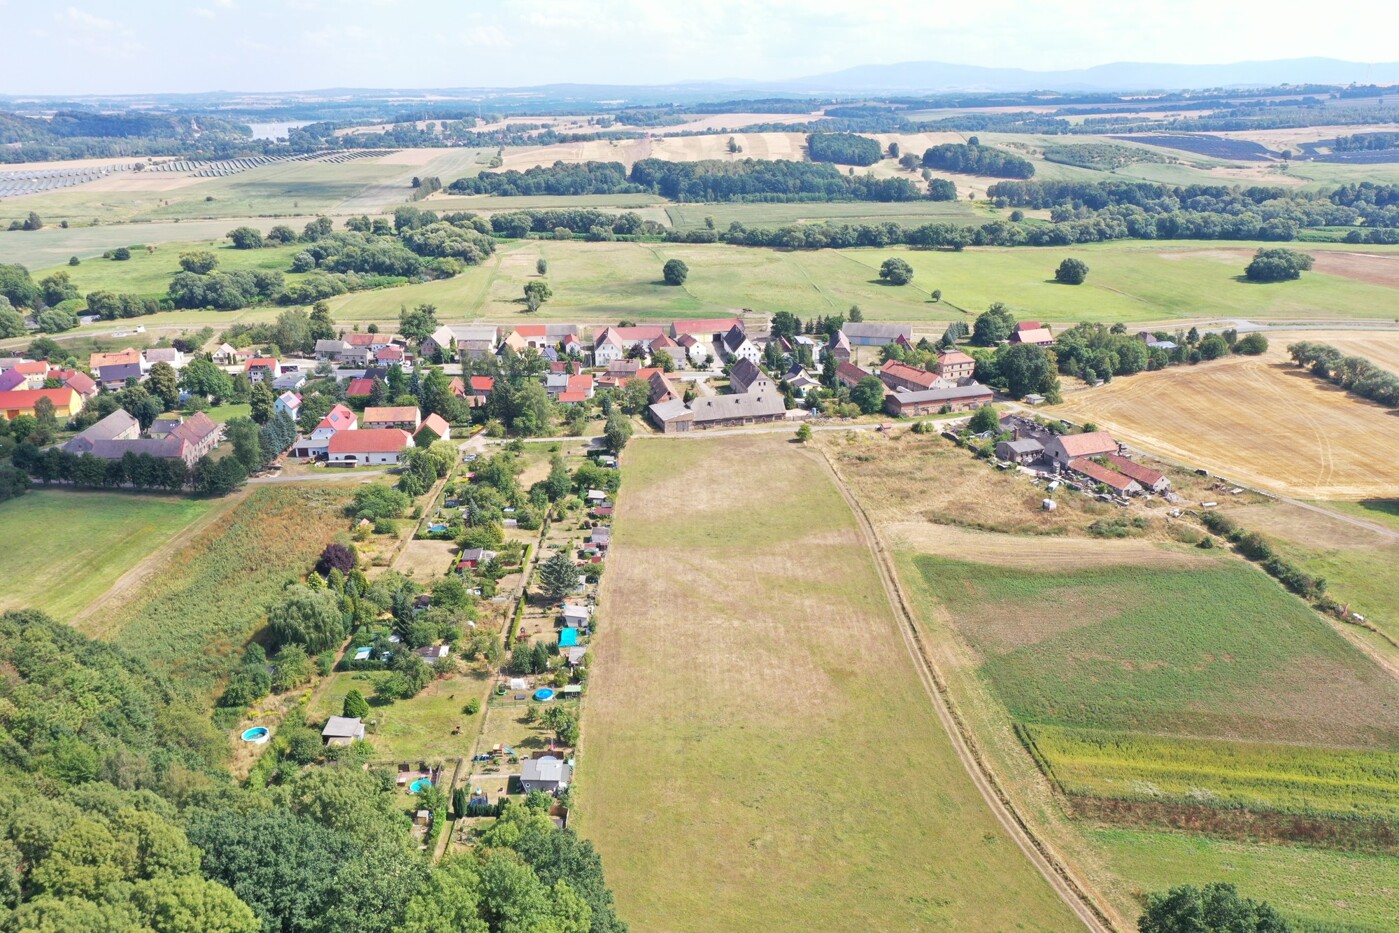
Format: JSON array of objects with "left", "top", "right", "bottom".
[{"left": 808, "top": 445, "right": 1120, "bottom": 933}]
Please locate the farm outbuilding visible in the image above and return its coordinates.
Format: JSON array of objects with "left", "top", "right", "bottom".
[{"left": 995, "top": 438, "right": 1044, "bottom": 464}]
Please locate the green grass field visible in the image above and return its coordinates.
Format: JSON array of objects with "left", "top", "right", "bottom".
[
  {"left": 0, "top": 490, "right": 215, "bottom": 621},
  {"left": 1090, "top": 828, "right": 1399, "bottom": 933},
  {"left": 1024, "top": 724, "right": 1399, "bottom": 822},
  {"left": 0, "top": 217, "right": 328, "bottom": 269},
  {"left": 907, "top": 554, "right": 1399, "bottom": 747},
  {"left": 318, "top": 238, "right": 1399, "bottom": 327},
  {"left": 86, "top": 485, "right": 351, "bottom": 695},
  {"left": 577, "top": 436, "right": 1080, "bottom": 932},
  {"left": 42, "top": 241, "right": 309, "bottom": 298}
]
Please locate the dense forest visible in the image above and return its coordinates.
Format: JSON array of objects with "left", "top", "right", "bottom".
[
  {"left": 451, "top": 158, "right": 929, "bottom": 202},
  {"left": 0, "top": 606, "right": 623, "bottom": 933},
  {"left": 806, "top": 132, "right": 883, "bottom": 165}
]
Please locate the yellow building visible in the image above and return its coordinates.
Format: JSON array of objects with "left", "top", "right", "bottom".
[{"left": 0, "top": 387, "right": 83, "bottom": 420}]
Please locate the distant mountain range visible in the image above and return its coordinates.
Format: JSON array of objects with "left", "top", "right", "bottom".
[{"left": 773, "top": 57, "right": 1399, "bottom": 94}]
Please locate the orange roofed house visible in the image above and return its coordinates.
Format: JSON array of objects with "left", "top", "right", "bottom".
[{"left": 0, "top": 387, "right": 83, "bottom": 421}]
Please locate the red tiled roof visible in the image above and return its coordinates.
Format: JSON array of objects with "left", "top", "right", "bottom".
[
  {"left": 343, "top": 333, "right": 377, "bottom": 347},
  {"left": 1015, "top": 321, "right": 1042, "bottom": 331},
  {"left": 567, "top": 374, "right": 593, "bottom": 392},
  {"left": 319, "top": 404, "right": 356, "bottom": 431},
  {"left": 14, "top": 360, "right": 47, "bottom": 376},
  {"left": 1106, "top": 453, "right": 1166, "bottom": 487},
  {"left": 89, "top": 348, "right": 140, "bottom": 370},
  {"left": 879, "top": 359, "right": 939, "bottom": 389},
  {"left": 328, "top": 428, "right": 411, "bottom": 454},
  {"left": 1053, "top": 431, "right": 1117, "bottom": 458},
  {"left": 245, "top": 357, "right": 278, "bottom": 370},
  {"left": 346, "top": 378, "right": 375, "bottom": 396},
  {"left": 938, "top": 349, "right": 975, "bottom": 367},
  {"left": 376, "top": 346, "right": 404, "bottom": 360},
  {"left": 418, "top": 413, "right": 451, "bottom": 437},
  {"left": 469, "top": 375, "right": 494, "bottom": 392},
  {"left": 836, "top": 361, "right": 869, "bottom": 384},
  {"left": 1068, "top": 458, "right": 1138, "bottom": 492},
  {"left": 671, "top": 318, "right": 739, "bottom": 335},
  {"left": 448, "top": 377, "right": 466, "bottom": 397},
  {"left": 557, "top": 391, "right": 587, "bottom": 403}
]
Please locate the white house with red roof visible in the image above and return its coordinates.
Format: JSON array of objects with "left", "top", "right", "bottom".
[
  {"left": 328, "top": 428, "right": 413, "bottom": 466},
  {"left": 293, "top": 403, "right": 357, "bottom": 458},
  {"left": 244, "top": 358, "right": 280, "bottom": 383}
]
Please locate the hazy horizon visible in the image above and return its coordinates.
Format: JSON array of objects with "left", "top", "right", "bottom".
[{"left": 1, "top": 0, "right": 1397, "bottom": 97}]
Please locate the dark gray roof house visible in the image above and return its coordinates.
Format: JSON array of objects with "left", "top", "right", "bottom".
[{"left": 727, "top": 358, "right": 771, "bottom": 395}]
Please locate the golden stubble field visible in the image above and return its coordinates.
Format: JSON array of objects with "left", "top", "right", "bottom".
[
  {"left": 574, "top": 435, "right": 1079, "bottom": 933},
  {"left": 1051, "top": 344, "right": 1399, "bottom": 499}
]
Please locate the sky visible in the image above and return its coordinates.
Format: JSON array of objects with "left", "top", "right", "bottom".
[{"left": 1, "top": 0, "right": 1396, "bottom": 96}]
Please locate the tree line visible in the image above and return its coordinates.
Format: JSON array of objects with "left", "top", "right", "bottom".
[
  {"left": 451, "top": 158, "right": 929, "bottom": 202},
  {"left": 1287, "top": 341, "right": 1399, "bottom": 407}
]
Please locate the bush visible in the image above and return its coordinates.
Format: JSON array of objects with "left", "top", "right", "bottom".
[{"left": 463, "top": 697, "right": 480, "bottom": 715}]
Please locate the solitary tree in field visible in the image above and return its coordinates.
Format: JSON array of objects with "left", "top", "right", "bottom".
[
  {"left": 847, "top": 304, "right": 864, "bottom": 322},
  {"left": 795, "top": 424, "right": 813, "bottom": 443},
  {"left": 879, "top": 257, "right": 914, "bottom": 286},
  {"left": 931, "top": 289, "right": 942, "bottom": 302},
  {"left": 1054, "top": 257, "right": 1089, "bottom": 285},
  {"left": 662, "top": 259, "right": 689, "bottom": 286},
  {"left": 536, "top": 258, "right": 548, "bottom": 276},
  {"left": 887, "top": 141, "right": 900, "bottom": 159},
  {"left": 523, "top": 280, "right": 552, "bottom": 313}
]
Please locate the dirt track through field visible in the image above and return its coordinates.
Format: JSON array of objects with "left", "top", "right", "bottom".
[{"left": 814, "top": 450, "right": 1117, "bottom": 933}]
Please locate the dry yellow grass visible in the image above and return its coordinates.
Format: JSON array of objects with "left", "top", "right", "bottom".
[
  {"left": 1051, "top": 351, "right": 1399, "bottom": 499},
  {"left": 884, "top": 522, "right": 1211, "bottom": 569},
  {"left": 576, "top": 435, "right": 1079, "bottom": 932}
]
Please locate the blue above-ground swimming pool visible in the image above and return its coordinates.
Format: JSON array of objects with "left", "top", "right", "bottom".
[
  {"left": 410, "top": 778, "right": 433, "bottom": 793},
  {"left": 533, "top": 688, "right": 555, "bottom": 701},
  {"left": 241, "top": 726, "right": 270, "bottom": 744}
]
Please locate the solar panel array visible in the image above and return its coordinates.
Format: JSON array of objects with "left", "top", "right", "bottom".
[{"left": 0, "top": 149, "right": 399, "bottom": 198}]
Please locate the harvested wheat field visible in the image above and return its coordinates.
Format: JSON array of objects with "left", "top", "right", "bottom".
[
  {"left": 1052, "top": 352, "right": 1399, "bottom": 499},
  {"left": 575, "top": 435, "right": 1078, "bottom": 932}
]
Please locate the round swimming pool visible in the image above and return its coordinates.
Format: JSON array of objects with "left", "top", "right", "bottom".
[
  {"left": 240, "top": 726, "right": 270, "bottom": 744},
  {"left": 533, "top": 688, "right": 555, "bottom": 701},
  {"left": 410, "top": 778, "right": 433, "bottom": 793}
]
